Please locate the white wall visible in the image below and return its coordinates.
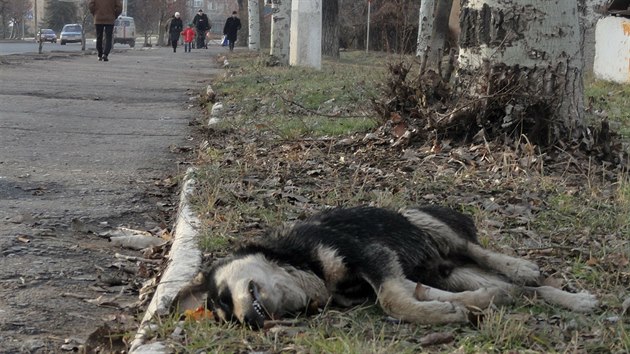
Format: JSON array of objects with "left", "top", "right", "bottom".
[{"left": 593, "top": 16, "right": 630, "bottom": 83}]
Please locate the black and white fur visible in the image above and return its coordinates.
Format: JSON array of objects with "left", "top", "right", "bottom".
[{"left": 199, "top": 206, "right": 597, "bottom": 328}]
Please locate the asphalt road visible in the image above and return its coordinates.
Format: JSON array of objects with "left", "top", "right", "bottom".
[
  {"left": 0, "top": 46, "right": 220, "bottom": 352},
  {"left": 0, "top": 38, "right": 135, "bottom": 56}
]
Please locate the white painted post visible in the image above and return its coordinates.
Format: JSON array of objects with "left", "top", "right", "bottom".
[
  {"left": 270, "top": 0, "right": 292, "bottom": 65},
  {"left": 289, "top": 0, "right": 322, "bottom": 69}
]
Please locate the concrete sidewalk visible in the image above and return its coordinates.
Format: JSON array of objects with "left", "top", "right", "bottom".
[{"left": 0, "top": 46, "right": 222, "bottom": 352}]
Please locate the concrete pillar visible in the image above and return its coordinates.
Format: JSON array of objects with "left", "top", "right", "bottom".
[
  {"left": 270, "top": 0, "right": 292, "bottom": 65},
  {"left": 593, "top": 16, "right": 630, "bottom": 83},
  {"left": 289, "top": 0, "right": 322, "bottom": 69}
]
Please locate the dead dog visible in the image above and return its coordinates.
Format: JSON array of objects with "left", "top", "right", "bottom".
[{"left": 194, "top": 206, "right": 597, "bottom": 328}]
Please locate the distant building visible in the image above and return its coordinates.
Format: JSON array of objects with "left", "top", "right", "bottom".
[{"left": 28, "top": 1, "right": 46, "bottom": 35}]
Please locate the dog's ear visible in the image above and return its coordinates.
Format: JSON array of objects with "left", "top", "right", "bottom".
[{"left": 171, "top": 271, "right": 209, "bottom": 313}]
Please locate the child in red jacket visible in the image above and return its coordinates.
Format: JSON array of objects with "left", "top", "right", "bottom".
[{"left": 181, "top": 24, "right": 195, "bottom": 52}]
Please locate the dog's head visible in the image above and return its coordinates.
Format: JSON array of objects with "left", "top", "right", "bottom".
[{"left": 206, "top": 253, "right": 303, "bottom": 329}]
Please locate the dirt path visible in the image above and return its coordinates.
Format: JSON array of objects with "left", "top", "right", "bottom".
[{"left": 0, "top": 46, "right": 220, "bottom": 352}]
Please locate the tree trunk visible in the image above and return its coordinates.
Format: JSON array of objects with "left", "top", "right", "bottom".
[
  {"left": 429, "top": 0, "right": 453, "bottom": 66},
  {"left": 239, "top": 2, "right": 248, "bottom": 48},
  {"left": 457, "top": 0, "right": 588, "bottom": 146},
  {"left": 248, "top": 0, "right": 260, "bottom": 50},
  {"left": 416, "top": 0, "right": 435, "bottom": 61},
  {"left": 321, "top": 0, "right": 339, "bottom": 58},
  {"left": 417, "top": 0, "right": 454, "bottom": 75},
  {"left": 270, "top": 0, "right": 292, "bottom": 65}
]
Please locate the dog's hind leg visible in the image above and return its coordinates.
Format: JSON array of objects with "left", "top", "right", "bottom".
[
  {"left": 438, "top": 266, "right": 598, "bottom": 312},
  {"left": 361, "top": 246, "right": 469, "bottom": 325},
  {"left": 523, "top": 286, "right": 598, "bottom": 312},
  {"left": 376, "top": 278, "right": 470, "bottom": 325},
  {"left": 412, "top": 266, "right": 518, "bottom": 308},
  {"left": 465, "top": 243, "right": 541, "bottom": 285},
  {"left": 412, "top": 282, "right": 507, "bottom": 309}
]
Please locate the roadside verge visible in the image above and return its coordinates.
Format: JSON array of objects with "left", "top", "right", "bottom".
[{"left": 129, "top": 167, "right": 201, "bottom": 353}]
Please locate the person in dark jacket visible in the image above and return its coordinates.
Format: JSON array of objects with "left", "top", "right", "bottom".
[
  {"left": 88, "top": 0, "right": 122, "bottom": 62},
  {"left": 169, "top": 12, "right": 183, "bottom": 53},
  {"left": 192, "top": 9, "right": 210, "bottom": 49},
  {"left": 223, "top": 11, "right": 241, "bottom": 52}
]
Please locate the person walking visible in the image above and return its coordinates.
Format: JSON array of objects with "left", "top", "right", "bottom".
[
  {"left": 223, "top": 11, "right": 241, "bottom": 52},
  {"left": 181, "top": 24, "right": 195, "bottom": 53},
  {"left": 169, "top": 12, "right": 183, "bottom": 53},
  {"left": 192, "top": 9, "right": 210, "bottom": 49},
  {"left": 88, "top": 0, "right": 122, "bottom": 62},
  {"left": 164, "top": 15, "right": 174, "bottom": 46}
]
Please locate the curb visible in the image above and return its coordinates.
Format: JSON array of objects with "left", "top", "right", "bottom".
[{"left": 129, "top": 167, "right": 201, "bottom": 353}]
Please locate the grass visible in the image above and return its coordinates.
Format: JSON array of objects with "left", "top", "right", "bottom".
[
  {"left": 146, "top": 51, "right": 630, "bottom": 353},
  {"left": 584, "top": 78, "right": 630, "bottom": 138},
  {"left": 209, "top": 51, "right": 384, "bottom": 139}
]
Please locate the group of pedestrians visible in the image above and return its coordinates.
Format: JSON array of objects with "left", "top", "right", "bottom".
[
  {"left": 168, "top": 9, "right": 241, "bottom": 53},
  {"left": 86, "top": 0, "right": 241, "bottom": 60}
]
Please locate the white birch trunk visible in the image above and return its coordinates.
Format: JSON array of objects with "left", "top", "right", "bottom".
[
  {"left": 416, "top": 0, "right": 435, "bottom": 58},
  {"left": 270, "top": 0, "right": 292, "bottom": 65},
  {"left": 248, "top": 0, "right": 260, "bottom": 51},
  {"left": 457, "top": 0, "right": 587, "bottom": 145}
]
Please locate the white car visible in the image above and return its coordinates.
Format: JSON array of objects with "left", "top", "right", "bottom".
[
  {"left": 59, "top": 24, "right": 83, "bottom": 45},
  {"left": 114, "top": 16, "right": 136, "bottom": 48}
]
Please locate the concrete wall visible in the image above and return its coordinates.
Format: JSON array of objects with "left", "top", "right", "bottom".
[{"left": 593, "top": 16, "right": 630, "bottom": 83}]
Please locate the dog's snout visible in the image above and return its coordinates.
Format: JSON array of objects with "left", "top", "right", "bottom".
[{"left": 243, "top": 311, "right": 265, "bottom": 330}]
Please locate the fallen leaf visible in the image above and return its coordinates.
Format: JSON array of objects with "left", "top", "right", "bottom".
[
  {"left": 586, "top": 256, "right": 598, "bottom": 266},
  {"left": 184, "top": 306, "right": 213, "bottom": 321}
]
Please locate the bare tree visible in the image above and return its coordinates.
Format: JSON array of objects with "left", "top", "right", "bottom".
[
  {"left": 321, "top": 0, "right": 339, "bottom": 58},
  {"left": 416, "top": 0, "right": 454, "bottom": 75},
  {"left": 77, "top": 0, "right": 96, "bottom": 50},
  {"left": 134, "top": 0, "right": 161, "bottom": 46},
  {"left": 270, "top": 0, "right": 291, "bottom": 65},
  {"left": 375, "top": 0, "right": 604, "bottom": 154},
  {"left": 455, "top": 0, "right": 589, "bottom": 146},
  {"left": 157, "top": 0, "right": 185, "bottom": 46},
  {"left": 248, "top": 0, "right": 259, "bottom": 50},
  {"left": 4, "top": 0, "right": 32, "bottom": 39}
]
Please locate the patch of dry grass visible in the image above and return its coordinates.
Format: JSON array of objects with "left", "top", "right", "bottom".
[{"left": 152, "top": 51, "right": 630, "bottom": 353}]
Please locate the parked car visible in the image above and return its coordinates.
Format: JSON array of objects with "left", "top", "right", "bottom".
[
  {"left": 59, "top": 24, "right": 83, "bottom": 45},
  {"left": 114, "top": 16, "right": 136, "bottom": 47},
  {"left": 37, "top": 29, "right": 57, "bottom": 43}
]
